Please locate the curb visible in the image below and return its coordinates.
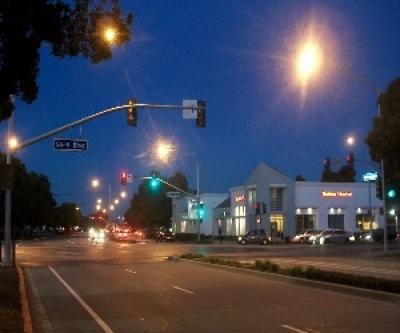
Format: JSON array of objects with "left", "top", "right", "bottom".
[
  {"left": 181, "top": 258, "right": 400, "bottom": 306},
  {"left": 17, "top": 266, "right": 33, "bottom": 333}
]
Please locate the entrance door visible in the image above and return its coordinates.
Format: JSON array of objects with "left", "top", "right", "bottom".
[{"left": 270, "top": 214, "right": 284, "bottom": 237}]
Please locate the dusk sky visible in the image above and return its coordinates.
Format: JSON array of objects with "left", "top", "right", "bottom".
[{"left": 1, "top": 0, "right": 400, "bottom": 217}]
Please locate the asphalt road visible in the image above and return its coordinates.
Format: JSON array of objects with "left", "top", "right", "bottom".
[{"left": 18, "top": 235, "right": 400, "bottom": 332}]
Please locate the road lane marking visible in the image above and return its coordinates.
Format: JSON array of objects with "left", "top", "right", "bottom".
[
  {"left": 282, "top": 324, "right": 311, "bottom": 333},
  {"left": 125, "top": 269, "right": 137, "bottom": 274},
  {"left": 172, "top": 285, "right": 194, "bottom": 294},
  {"left": 48, "top": 266, "right": 114, "bottom": 333}
]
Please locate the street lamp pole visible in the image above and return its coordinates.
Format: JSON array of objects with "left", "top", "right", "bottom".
[
  {"left": 196, "top": 163, "right": 201, "bottom": 242},
  {"left": 3, "top": 115, "right": 13, "bottom": 266}
]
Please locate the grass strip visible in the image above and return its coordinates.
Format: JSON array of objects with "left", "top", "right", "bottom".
[
  {"left": 181, "top": 253, "right": 400, "bottom": 294},
  {"left": 0, "top": 267, "right": 24, "bottom": 333}
]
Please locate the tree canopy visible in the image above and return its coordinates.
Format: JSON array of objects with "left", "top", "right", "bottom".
[
  {"left": 124, "top": 171, "right": 189, "bottom": 229},
  {"left": 321, "top": 164, "right": 356, "bottom": 182},
  {"left": 366, "top": 77, "right": 400, "bottom": 182},
  {"left": 0, "top": 152, "right": 56, "bottom": 233},
  {"left": 0, "top": 0, "right": 133, "bottom": 120}
]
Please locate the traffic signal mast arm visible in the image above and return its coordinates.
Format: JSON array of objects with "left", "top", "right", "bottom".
[
  {"left": 141, "top": 176, "right": 198, "bottom": 200},
  {"left": 13, "top": 101, "right": 206, "bottom": 152}
]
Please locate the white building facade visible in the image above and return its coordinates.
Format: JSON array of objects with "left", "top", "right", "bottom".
[{"left": 223, "top": 162, "right": 383, "bottom": 237}]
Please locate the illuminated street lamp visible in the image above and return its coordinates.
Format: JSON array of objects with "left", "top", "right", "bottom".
[
  {"left": 346, "top": 135, "right": 355, "bottom": 147},
  {"left": 120, "top": 191, "right": 127, "bottom": 198},
  {"left": 97, "top": 198, "right": 102, "bottom": 204},
  {"left": 91, "top": 178, "right": 100, "bottom": 189},
  {"left": 114, "top": 199, "right": 120, "bottom": 205},
  {"left": 295, "top": 41, "right": 322, "bottom": 87},
  {"left": 96, "top": 204, "right": 101, "bottom": 211},
  {"left": 154, "top": 139, "right": 176, "bottom": 163},
  {"left": 8, "top": 136, "right": 18, "bottom": 150},
  {"left": 109, "top": 204, "right": 115, "bottom": 211},
  {"left": 103, "top": 26, "right": 117, "bottom": 44}
]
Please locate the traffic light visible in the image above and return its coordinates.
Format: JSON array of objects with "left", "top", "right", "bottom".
[
  {"left": 255, "top": 202, "right": 260, "bottom": 215},
  {"left": 196, "top": 100, "right": 206, "bottom": 128},
  {"left": 120, "top": 172, "right": 128, "bottom": 185},
  {"left": 347, "top": 153, "right": 354, "bottom": 169},
  {"left": 127, "top": 98, "right": 137, "bottom": 126},
  {"left": 198, "top": 202, "right": 205, "bottom": 218},
  {"left": 376, "top": 176, "right": 383, "bottom": 200},
  {"left": 387, "top": 188, "right": 396, "bottom": 198},
  {"left": 323, "top": 157, "right": 330, "bottom": 171},
  {"left": 149, "top": 175, "right": 160, "bottom": 190}
]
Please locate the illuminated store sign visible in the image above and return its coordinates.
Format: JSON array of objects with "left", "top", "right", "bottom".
[
  {"left": 235, "top": 195, "right": 246, "bottom": 202},
  {"left": 321, "top": 191, "right": 352, "bottom": 198}
]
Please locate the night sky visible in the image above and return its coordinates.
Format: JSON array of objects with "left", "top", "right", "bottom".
[{"left": 1, "top": 0, "right": 400, "bottom": 217}]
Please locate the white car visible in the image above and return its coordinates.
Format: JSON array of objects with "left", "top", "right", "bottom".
[{"left": 309, "top": 229, "right": 355, "bottom": 245}]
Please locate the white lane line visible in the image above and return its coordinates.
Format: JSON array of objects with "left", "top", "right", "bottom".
[
  {"left": 172, "top": 285, "right": 194, "bottom": 295},
  {"left": 48, "top": 266, "right": 114, "bottom": 333},
  {"left": 281, "top": 324, "right": 311, "bottom": 333},
  {"left": 125, "top": 269, "right": 137, "bottom": 274}
]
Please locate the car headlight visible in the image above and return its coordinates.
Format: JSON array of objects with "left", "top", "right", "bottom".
[
  {"left": 238, "top": 236, "right": 242, "bottom": 241},
  {"left": 319, "top": 237, "right": 325, "bottom": 245},
  {"left": 365, "top": 234, "right": 372, "bottom": 240},
  {"left": 309, "top": 235, "right": 316, "bottom": 241},
  {"left": 349, "top": 235, "right": 355, "bottom": 242}
]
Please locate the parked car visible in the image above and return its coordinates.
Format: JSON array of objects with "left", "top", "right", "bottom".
[
  {"left": 237, "top": 229, "right": 272, "bottom": 245},
  {"left": 289, "top": 229, "right": 321, "bottom": 244},
  {"left": 308, "top": 229, "right": 355, "bottom": 245}
]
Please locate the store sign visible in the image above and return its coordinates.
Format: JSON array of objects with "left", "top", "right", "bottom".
[
  {"left": 321, "top": 191, "right": 353, "bottom": 198},
  {"left": 235, "top": 195, "right": 246, "bottom": 202}
]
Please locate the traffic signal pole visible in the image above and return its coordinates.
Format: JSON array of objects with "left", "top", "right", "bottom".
[{"left": 3, "top": 100, "right": 205, "bottom": 266}]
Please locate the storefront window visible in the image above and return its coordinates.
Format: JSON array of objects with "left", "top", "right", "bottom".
[
  {"left": 295, "top": 215, "right": 315, "bottom": 233},
  {"left": 247, "top": 188, "right": 256, "bottom": 208},
  {"left": 328, "top": 215, "right": 344, "bottom": 229},
  {"left": 234, "top": 205, "right": 246, "bottom": 235},
  {"left": 356, "top": 213, "right": 377, "bottom": 230}
]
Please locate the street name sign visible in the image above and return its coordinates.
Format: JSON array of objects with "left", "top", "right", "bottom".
[
  {"left": 182, "top": 100, "right": 198, "bottom": 119},
  {"left": 54, "top": 138, "right": 88, "bottom": 152}
]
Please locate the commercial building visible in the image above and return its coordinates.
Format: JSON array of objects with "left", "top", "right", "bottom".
[
  {"left": 172, "top": 162, "right": 383, "bottom": 237},
  {"left": 223, "top": 162, "right": 383, "bottom": 237}
]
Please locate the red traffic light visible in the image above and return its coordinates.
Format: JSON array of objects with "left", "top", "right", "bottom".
[{"left": 120, "top": 172, "right": 128, "bottom": 185}]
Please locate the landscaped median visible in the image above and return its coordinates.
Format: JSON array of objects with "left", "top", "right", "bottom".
[{"left": 181, "top": 253, "right": 400, "bottom": 294}]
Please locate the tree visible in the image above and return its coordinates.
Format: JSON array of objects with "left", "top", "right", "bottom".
[
  {"left": 124, "top": 171, "right": 189, "bottom": 229},
  {"left": 0, "top": 0, "right": 133, "bottom": 120},
  {"left": 0, "top": 152, "right": 56, "bottom": 236},
  {"left": 295, "top": 174, "right": 306, "bottom": 181},
  {"left": 366, "top": 77, "right": 400, "bottom": 182},
  {"left": 53, "top": 202, "right": 81, "bottom": 231},
  {"left": 321, "top": 164, "right": 356, "bottom": 182}
]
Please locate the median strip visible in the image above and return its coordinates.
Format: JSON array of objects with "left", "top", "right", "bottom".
[{"left": 180, "top": 253, "right": 400, "bottom": 295}]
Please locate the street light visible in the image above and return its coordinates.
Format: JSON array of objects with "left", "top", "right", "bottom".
[
  {"left": 345, "top": 135, "right": 355, "bottom": 147},
  {"left": 154, "top": 139, "right": 176, "bottom": 164},
  {"left": 91, "top": 178, "right": 100, "bottom": 189},
  {"left": 294, "top": 38, "right": 389, "bottom": 252}
]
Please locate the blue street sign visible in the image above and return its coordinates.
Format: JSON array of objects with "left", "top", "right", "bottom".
[{"left": 54, "top": 138, "right": 88, "bottom": 152}]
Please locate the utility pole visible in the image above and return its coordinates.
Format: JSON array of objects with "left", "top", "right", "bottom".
[
  {"left": 196, "top": 163, "right": 201, "bottom": 242},
  {"left": 3, "top": 115, "right": 13, "bottom": 266}
]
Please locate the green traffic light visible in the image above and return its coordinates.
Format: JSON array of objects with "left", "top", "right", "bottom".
[
  {"left": 150, "top": 175, "right": 160, "bottom": 190},
  {"left": 388, "top": 189, "right": 396, "bottom": 198}
]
